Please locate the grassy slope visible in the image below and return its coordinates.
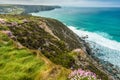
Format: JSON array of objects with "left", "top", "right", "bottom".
[
  {"left": 0, "top": 15, "right": 75, "bottom": 68},
  {"left": 0, "top": 14, "right": 109, "bottom": 80},
  {"left": 0, "top": 32, "right": 70, "bottom": 80}
]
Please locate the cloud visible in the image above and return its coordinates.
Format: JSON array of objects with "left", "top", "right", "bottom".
[
  {"left": 0, "top": 0, "right": 120, "bottom": 7},
  {"left": 60, "top": 0, "right": 120, "bottom": 7}
]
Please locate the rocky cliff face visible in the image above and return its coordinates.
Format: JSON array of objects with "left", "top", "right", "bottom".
[{"left": 0, "top": 14, "right": 110, "bottom": 79}]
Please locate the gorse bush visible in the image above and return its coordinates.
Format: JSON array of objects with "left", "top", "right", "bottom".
[{"left": 68, "top": 68, "right": 101, "bottom": 80}]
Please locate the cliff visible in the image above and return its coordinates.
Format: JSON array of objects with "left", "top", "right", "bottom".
[
  {"left": 0, "top": 14, "right": 110, "bottom": 80},
  {"left": 0, "top": 4, "right": 61, "bottom": 14}
]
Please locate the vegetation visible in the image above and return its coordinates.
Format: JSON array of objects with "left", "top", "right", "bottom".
[
  {"left": 0, "top": 14, "right": 109, "bottom": 80},
  {"left": 0, "top": 14, "right": 76, "bottom": 68},
  {"left": 0, "top": 32, "right": 70, "bottom": 80},
  {"left": 68, "top": 68, "right": 100, "bottom": 80}
]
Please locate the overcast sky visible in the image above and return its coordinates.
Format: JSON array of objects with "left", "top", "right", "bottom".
[{"left": 0, "top": 0, "right": 120, "bottom": 7}]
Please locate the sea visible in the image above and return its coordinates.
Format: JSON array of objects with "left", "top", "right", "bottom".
[{"left": 31, "top": 7, "right": 120, "bottom": 67}]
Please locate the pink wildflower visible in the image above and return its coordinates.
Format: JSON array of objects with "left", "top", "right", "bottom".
[
  {"left": 68, "top": 68, "right": 99, "bottom": 80},
  {"left": 0, "top": 18, "right": 6, "bottom": 24}
]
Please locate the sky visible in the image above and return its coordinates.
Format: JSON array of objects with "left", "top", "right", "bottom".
[{"left": 0, "top": 0, "right": 120, "bottom": 7}]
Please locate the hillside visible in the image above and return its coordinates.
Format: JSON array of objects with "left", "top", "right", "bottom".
[
  {"left": 0, "top": 14, "right": 110, "bottom": 80},
  {"left": 0, "top": 32, "right": 70, "bottom": 80},
  {"left": 0, "top": 5, "right": 61, "bottom": 14}
]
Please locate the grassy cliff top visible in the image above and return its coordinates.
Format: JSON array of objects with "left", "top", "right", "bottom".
[{"left": 0, "top": 14, "right": 109, "bottom": 80}]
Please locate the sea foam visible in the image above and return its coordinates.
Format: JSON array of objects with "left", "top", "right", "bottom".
[{"left": 68, "top": 26, "right": 120, "bottom": 67}]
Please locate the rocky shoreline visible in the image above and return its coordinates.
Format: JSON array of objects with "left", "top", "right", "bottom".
[{"left": 83, "top": 40, "right": 120, "bottom": 80}]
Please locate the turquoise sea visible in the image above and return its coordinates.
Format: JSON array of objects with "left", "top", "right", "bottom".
[{"left": 32, "top": 7, "right": 120, "bottom": 67}]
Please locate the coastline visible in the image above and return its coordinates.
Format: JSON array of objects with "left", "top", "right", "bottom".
[
  {"left": 1, "top": 6, "right": 120, "bottom": 80},
  {"left": 0, "top": 14, "right": 109, "bottom": 79},
  {"left": 84, "top": 41, "right": 120, "bottom": 80},
  {"left": 0, "top": 4, "right": 61, "bottom": 14},
  {"left": 30, "top": 10, "right": 120, "bottom": 79},
  {"left": 67, "top": 26, "right": 120, "bottom": 80}
]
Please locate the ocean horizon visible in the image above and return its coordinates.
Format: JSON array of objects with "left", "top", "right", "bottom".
[{"left": 31, "top": 7, "right": 120, "bottom": 67}]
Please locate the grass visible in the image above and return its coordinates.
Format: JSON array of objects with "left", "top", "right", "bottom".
[{"left": 0, "top": 32, "right": 70, "bottom": 80}]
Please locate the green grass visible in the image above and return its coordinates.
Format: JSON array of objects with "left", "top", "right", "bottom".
[
  {"left": 0, "top": 32, "right": 70, "bottom": 80},
  {"left": 0, "top": 33, "right": 45, "bottom": 80}
]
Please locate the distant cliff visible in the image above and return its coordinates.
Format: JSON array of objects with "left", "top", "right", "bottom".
[
  {"left": 0, "top": 4, "right": 61, "bottom": 14},
  {"left": 0, "top": 15, "right": 110, "bottom": 80}
]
